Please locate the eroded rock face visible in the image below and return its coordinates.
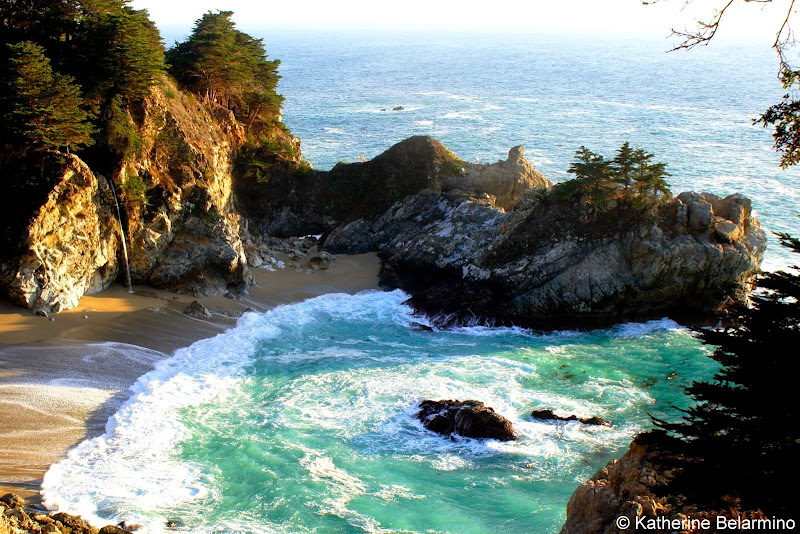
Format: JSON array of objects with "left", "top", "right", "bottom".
[
  {"left": 440, "top": 145, "right": 550, "bottom": 210},
  {"left": 0, "top": 155, "right": 120, "bottom": 314},
  {"left": 560, "top": 442, "right": 672, "bottom": 534},
  {"left": 1, "top": 81, "right": 260, "bottom": 312},
  {"left": 366, "top": 187, "right": 765, "bottom": 328},
  {"left": 559, "top": 440, "right": 772, "bottom": 534},
  {"left": 417, "top": 399, "right": 517, "bottom": 441},
  {"left": 121, "top": 82, "right": 253, "bottom": 296}
]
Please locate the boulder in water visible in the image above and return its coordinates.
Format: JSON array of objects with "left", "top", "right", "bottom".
[{"left": 417, "top": 399, "right": 516, "bottom": 441}]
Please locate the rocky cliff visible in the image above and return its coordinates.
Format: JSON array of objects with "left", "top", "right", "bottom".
[
  {"left": 0, "top": 154, "right": 120, "bottom": 313},
  {"left": 328, "top": 184, "right": 765, "bottom": 328},
  {"left": 118, "top": 82, "right": 255, "bottom": 296},
  {"left": 236, "top": 135, "right": 550, "bottom": 238},
  {"left": 0, "top": 79, "right": 300, "bottom": 312}
]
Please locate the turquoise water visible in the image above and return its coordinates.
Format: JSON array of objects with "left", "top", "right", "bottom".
[{"left": 43, "top": 291, "right": 716, "bottom": 533}]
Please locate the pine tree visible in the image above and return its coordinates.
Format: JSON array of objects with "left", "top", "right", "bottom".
[
  {"left": 632, "top": 148, "right": 670, "bottom": 200},
  {"left": 89, "top": 6, "right": 165, "bottom": 100},
  {"left": 567, "top": 146, "right": 612, "bottom": 204},
  {"left": 757, "top": 68, "right": 800, "bottom": 169},
  {"left": 0, "top": 41, "right": 94, "bottom": 156},
  {"left": 611, "top": 141, "right": 635, "bottom": 190},
  {"left": 651, "top": 234, "right": 800, "bottom": 517},
  {"left": 166, "top": 11, "right": 283, "bottom": 135}
]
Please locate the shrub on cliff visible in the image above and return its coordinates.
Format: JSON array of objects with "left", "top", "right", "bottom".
[{"left": 648, "top": 234, "right": 800, "bottom": 517}]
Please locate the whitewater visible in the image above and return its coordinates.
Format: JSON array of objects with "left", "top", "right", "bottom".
[{"left": 43, "top": 31, "right": 797, "bottom": 533}]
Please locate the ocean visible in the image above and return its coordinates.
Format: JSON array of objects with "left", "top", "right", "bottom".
[{"left": 42, "top": 30, "right": 798, "bottom": 533}]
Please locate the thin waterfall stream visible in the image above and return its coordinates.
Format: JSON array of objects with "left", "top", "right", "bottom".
[{"left": 107, "top": 178, "right": 134, "bottom": 294}]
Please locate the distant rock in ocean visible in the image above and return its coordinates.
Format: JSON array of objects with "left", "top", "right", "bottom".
[{"left": 417, "top": 399, "right": 517, "bottom": 441}]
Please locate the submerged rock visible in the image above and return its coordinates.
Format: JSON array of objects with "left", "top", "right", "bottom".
[
  {"left": 417, "top": 399, "right": 517, "bottom": 441},
  {"left": 531, "top": 409, "right": 610, "bottom": 426}
]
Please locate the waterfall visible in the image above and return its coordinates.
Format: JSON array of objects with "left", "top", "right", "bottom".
[{"left": 107, "top": 178, "right": 134, "bottom": 294}]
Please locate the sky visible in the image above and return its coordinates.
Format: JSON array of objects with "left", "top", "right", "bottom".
[{"left": 128, "top": 0, "right": 794, "bottom": 41}]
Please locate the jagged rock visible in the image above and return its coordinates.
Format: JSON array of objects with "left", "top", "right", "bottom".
[
  {"left": 0, "top": 155, "right": 120, "bottom": 314},
  {"left": 123, "top": 82, "right": 254, "bottom": 297},
  {"left": 560, "top": 442, "right": 670, "bottom": 534},
  {"left": 52, "top": 513, "right": 93, "bottom": 533},
  {"left": 531, "top": 409, "right": 610, "bottom": 426},
  {"left": 0, "top": 495, "right": 24, "bottom": 508},
  {"left": 439, "top": 146, "right": 550, "bottom": 210},
  {"left": 417, "top": 399, "right": 517, "bottom": 441},
  {"left": 373, "top": 187, "right": 765, "bottom": 328},
  {"left": 0, "top": 79, "right": 261, "bottom": 312},
  {"left": 309, "top": 251, "right": 335, "bottom": 270},
  {"left": 0, "top": 493, "right": 125, "bottom": 534},
  {"left": 184, "top": 300, "right": 211, "bottom": 318}
]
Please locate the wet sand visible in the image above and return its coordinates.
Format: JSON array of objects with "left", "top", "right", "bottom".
[{"left": 0, "top": 253, "right": 381, "bottom": 503}]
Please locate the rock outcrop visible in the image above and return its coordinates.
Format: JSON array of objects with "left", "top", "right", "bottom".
[
  {"left": 0, "top": 79, "right": 281, "bottom": 312},
  {"left": 417, "top": 399, "right": 517, "bottom": 441},
  {"left": 119, "top": 81, "right": 254, "bottom": 297},
  {"left": 0, "top": 122, "right": 765, "bottom": 322},
  {"left": 340, "top": 184, "right": 766, "bottom": 328},
  {"left": 560, "top": 442, "right": 676, "bottom": 534},
  {"left": 0, "top": 155, "right": 120, "bottom": 314},
  {"left": 559, "top": 441, "right": 771, "bottom": 534}
]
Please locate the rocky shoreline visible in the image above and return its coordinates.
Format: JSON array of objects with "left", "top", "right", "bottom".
[
  {"left": 559, "top": 438, "right": 775, "bottom": 534},
  {"left": 1, "top": 493, "right": 132, "bottom": 534}
]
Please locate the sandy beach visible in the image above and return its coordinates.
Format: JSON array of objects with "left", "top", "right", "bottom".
[{"left": 0, "top": 253, "right": 381, "bottom": 503}]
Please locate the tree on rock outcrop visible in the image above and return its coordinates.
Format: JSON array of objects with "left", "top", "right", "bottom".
[
  {"left": 0, "top": 41, "right": 94, "bottom": 158},
  {"left": 560, "top": 143, "right": 671, "bottom": 208},
  {"left": 631, "top": 147, "right": 670, "bottom": 200},
  {"left": 166, "top": 11, "right": 283, "bottom": 137},
  {"left": 649, "top": 234, "right": 800, "bottom": 517}
]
